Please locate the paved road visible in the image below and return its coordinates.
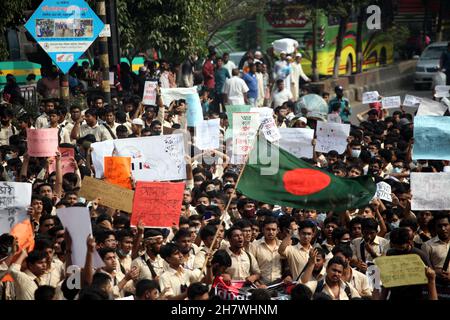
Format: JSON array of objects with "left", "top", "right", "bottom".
[{"left": 350, "top": 84, "right": 433, "bottom": 124}]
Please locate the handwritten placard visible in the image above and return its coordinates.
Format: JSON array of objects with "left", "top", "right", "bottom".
[
  {"left": 375, "top": 181, "right": 392, "bottom": 202},
  {"left": 416, "top": 98, "right": 447, "bottom": 116},
  {"left": 434, "top": 85, "right": 450, "bottom": 98},
  {"left": 195, "top": 119, "right": 221, "bottom": 150},
  {"left": 131, "top": 181, "right": 184, "bottom": 228},
  {"left": 232, "top": 112, "right": 260, "bottom": 158},
  {"left": 142, "top": 81, "right": 158, "bottom": 105},
  {"left": 374, "top": 254, "right": 427, "bottom": 288},
  {"left": 403, "top": 95, "right": 422, "bottom": 107},
  {"left": 27, "top": 128, "right": 59, "bottom": 157},
  {"left": 381, "top": 96, "right": 401, "bottom": 109},
  {"left": 411, "top": 172, "right": 450, "bottom": 210},
  {"left": 362, "top": 91, "right": 380, "bottom": 104},
  {"left": 278, "top": 128, "right": 314, "bottom": 159},
  {"left": 315, "top": 122, "right": 350, "bottom": 154},
  {"left": 79, "top": 176, "right": 134, "bottom": 212},
  {"left": 104, "top": 156, "right": 132, "bottom": 189}
]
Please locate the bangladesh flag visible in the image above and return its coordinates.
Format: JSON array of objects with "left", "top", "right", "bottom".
[{"left": 237, "top": 137, "right": 376, "bottom": 212}]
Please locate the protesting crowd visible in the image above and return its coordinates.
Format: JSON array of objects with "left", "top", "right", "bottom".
[{"left": 0, "top": 42, "right": 450, "bottom": 301}]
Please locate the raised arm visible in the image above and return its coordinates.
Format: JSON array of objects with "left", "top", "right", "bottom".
[{"left": 54, "top": 151, "right": 63, "bottom": 200}]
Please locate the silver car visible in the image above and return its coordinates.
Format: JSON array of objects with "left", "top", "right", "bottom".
[{"left": 414, "top": 42, "right": 448, "bottom": 90}]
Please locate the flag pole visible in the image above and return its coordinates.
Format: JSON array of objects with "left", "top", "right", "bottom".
[{"left": 201, "top": 124, "right": 262, "bottom": 274}]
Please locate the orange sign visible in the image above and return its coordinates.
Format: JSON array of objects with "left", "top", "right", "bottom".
[{"left": 104, "top": 156, "right": 132, "bottom": 189}]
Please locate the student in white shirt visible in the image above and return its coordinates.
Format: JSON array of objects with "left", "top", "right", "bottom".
[{"left": 222, "top": 69, "right": 249, "bottom": 106}]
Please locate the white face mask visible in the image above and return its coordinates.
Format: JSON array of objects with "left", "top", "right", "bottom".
[{"left": 351, "top": 149, "right": 361, "bottom": 158}]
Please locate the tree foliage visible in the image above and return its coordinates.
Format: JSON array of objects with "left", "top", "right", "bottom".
[
  {"left": 0, "top": 0, "right": 32, "bottom": 59},
  {"left": 116, "top": 0, "right": 222, "bottom": 62}
]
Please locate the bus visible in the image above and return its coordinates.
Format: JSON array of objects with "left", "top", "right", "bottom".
[{"left": 211, "top": 1, "right": 394, "bottom": 76}]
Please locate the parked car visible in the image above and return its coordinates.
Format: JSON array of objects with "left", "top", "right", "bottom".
[{"left": 414, "top": 42, "right": 448, "bottom": 90}]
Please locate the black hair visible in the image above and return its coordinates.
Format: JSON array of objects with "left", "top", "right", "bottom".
[
  {"left": 96, "top": 214, "right": 113, "bottom": 225},
  {"left": 234, "top": 219, "right": 252, "bottom": 229},
  {"left": 323, "top": 216, "right": 340, "bottom": 228},
  {"left": 290, "top": 283, "right": 313, "bottom": 301},
  {"left": 362, "top": 218, "right": 379, "bottom": 232},
  {"left": 331, "top": 244, "right": 353, "bottom": 259},
  {"left": 278, "top": 215, "right": 295, "bottom": 231},
  {"left": 34, "top": 285, "right": 56, "bottom": 300},
  {"left": 98, "top": 247, "right": 116, "bottom": 260},
  {"left": 389, "top": 227, "right": 411, "bottom": 246},
  {"left": 113, "top": 215, "right": 130, "bottom": 229},
  {"left": 199, "top": 224, "right": 217, "bottom": 241},
  {"left": 226, "top": 225, "right": 242, "bottom": 240},
  {"left": 249, "top": 288, "right": 271, "bottom": 300},
  {"left": 332, "top": 227, "right": 350, "bottom": 243},
  {"left": 39, "top": 214, "right": 56, "bottom": 226},
  {"left": 34, "top": 237, "right": 54, "bottom": 251},
  {"left": 159, "top": 243, "right": 180, "bottom": 260},
  {"left": 173, "top": 228, "right": 191, "bottom": 242},
  {"left": 399, "top": 218, "right": 418, "bottom": 232},
  {"left": 327, "top": 256, "right": 346, "bottom": 269},
  {"left": 262, "top": 216, "right": 278, "bottom": 227},
  {"left": 26, "top": 250, "right": 47, "bottom": 265},
  {"left": 135, "top": 279, "right": 159, "bottom": 298},
  {"left": 298, "top": 220, "right": 316, "bottom": 231},
  {"left": 187, "top": 282, "right": 209, "bottom": 300},
  {"left": 116, "top": 228, "right": 134, "bottom": 242},
  {"left": 84, "top": 108, "right": 98, "bottom": 118},
  {"left": 95, "top": 230, "right": 116, "bottom": 244},
  {"left": 211, "top": 249, "right": 232, "bottom": 267}
]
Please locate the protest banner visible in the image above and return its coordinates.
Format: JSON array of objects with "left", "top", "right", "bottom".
[
  {"left": 381, "top": 96, "right": 401, "bottom": 109},
  {"left": 278, "top": 128, "right": 314, "bottom": 159},
  {"left": 79, "top": 176, "right": 134, "bottom": 212},
  {"left": 109, "top": 72, "right": 115, "bottom": 85},
  {"left": 232, "top": 112, "right": 260, "bottom": 158},
  {"left": 412, "top": 116, "right": 450, "bottom": 160},
  {"left": 375, "top": 182, "right": 392, "bottom": 202},
  {"left": 131, "top": 182, "right": 184, "bottom": 228},
  {"left": 225, "top": 105, "right": 252, "bottom": 140},
  {"left": 93, "top": 134, "right": 186, "bottom": 181},
  {"left": 114, "top": 134, "right": 186, "bottom": 182},
  {"left": 403, "top": 95, "right": 422, "bottom": 107},
  {"left": 250, "top": 107, "right": 280, "bottom": 142},
  {"left": 434, "top": 85, "right": 450, "bottom": 98},
  {"left": 416, "top": 98, "right": 447, "bottom": 116},
  {"left": 91, "top": 140, "right": 115, "bottom": 178},
  {"left": 362, "top": 91, "right": 379, "bottom": 104},
  {"left": 212, "top": 277, "right": 250, "bottom": 300},
  {"left": 315, "top": 122, "right": 350, "bottom": 154},
  {"left": 374, "top": 254, "right": 427, "bottom": 288},
  {"left": 57, "top": 207, "right": 104, "bottom": 268},
  {"left": 161, "top": 87, "right": 203, "bottom": 127},
  {"left": 49, "top": 147, "right": 76, "bottom": 175},
  {"left": 411, "top": 172, "right": 450, "bottom": 210},
  {"left": 195, "top": 119, "right": 221, "bottom": 150},
  {"left": 142, "top": 81, "right": 158, "bottom": 105},
  {"left": 0, "top": 182, "right": 34, "bottom": 255},
  {"left": 26, "top": 128, "right": 58, "bottom": 157},
  {"left": 104, "top": 157, "right": 132, "bottom": 189}
]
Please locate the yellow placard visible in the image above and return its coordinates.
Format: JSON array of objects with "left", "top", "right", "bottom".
[
  {"left": 79, "top": 176, "right": 134, "bottom": 213},
  {"left": 374, "top": 254, "right": 427, "bottom": 288}
]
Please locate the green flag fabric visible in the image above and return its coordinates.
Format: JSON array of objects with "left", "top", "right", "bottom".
[{"left": 237, "top": 137, "right": 376, "bottom": 212}]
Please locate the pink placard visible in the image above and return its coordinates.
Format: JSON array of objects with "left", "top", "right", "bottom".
[{"left": 27, "top": 128, "right": 59, "bottom": 157}]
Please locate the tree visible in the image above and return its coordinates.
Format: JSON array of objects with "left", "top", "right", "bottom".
[
  {"left": 115, "top": 0, "right": 224, "bottom": 63},
  {"left": 0, "top": 0, "right": 32, "bottom": 60},
  {"left": 327, "top": 0, "right": 356, "bottom": 79}
]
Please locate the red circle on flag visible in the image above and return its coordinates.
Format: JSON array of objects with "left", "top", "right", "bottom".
[{"left": 283, "top": 169, "right": 331, "bottom": 196}]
